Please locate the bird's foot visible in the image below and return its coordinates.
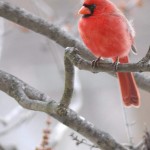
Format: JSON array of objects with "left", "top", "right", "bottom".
[
  {"left": 92, "top": 57, "right": 102, "bottom": 68},
  {"left": 112, "top": 57, "right": 119, "bottom": 71}
]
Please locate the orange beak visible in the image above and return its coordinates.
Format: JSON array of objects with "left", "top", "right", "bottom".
[{"left": 78, "top": 6, "right": 91, "bottom": 15}]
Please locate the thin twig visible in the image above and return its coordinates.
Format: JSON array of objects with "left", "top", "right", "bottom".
[
  {"left": 70, "top": 133, "right": 98, "bottom": 149},
  {"left": 122, "top": 107, "right": 134, "bottom": 147},
  {"left": 60, "top": 54, "right": 74, "bottom": 108}
]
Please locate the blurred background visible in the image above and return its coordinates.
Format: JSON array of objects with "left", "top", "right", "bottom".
[{"left": 0, "top": 0, "right": 150, "bottom": 149}]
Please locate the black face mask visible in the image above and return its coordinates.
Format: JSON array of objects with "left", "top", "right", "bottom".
[{"left": 82, "top": 4, "right": 96, "bottom": 18}]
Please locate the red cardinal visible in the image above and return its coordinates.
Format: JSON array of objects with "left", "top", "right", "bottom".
[{"left": 78, "top": 0, "right": 140, "bottom": 106}]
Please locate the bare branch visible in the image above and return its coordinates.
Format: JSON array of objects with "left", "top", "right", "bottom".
[
  {"left": 0, "top": 0, "right": 93, "bottom": 60},
  {"left": 0, "top": 1, "right": 149, "bottom": 149},
  {"left": 60, "top": 55, "right": 74, "bottom": 108},
  {"left": 65, "top": 47, "right": 150, "bottom": 93},
  {"left": 0, "top": 1, "right": 150, "bottom": 92},
  {"left": 0, "top": 70, "right": 127, "bottom": 150},
  {"left": 65, "top": 47, "right": 150, "bottom": 73},
  {"left": 70, "top": 133, "right": 98, "bottom": 149}
]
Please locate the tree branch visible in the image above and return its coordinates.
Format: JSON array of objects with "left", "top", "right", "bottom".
[
  {"left": 0, "top": 70, "right": 127, "bottom": 150},
  {"left": 60, "top": 55, "right": 74, "bottom": 108},
  {"left": 0, "top": 0, "right": 93, "bottom": 60},
  {"left": 65, "top": 47, "right": 150, "bottom": 93},
  {"left": 65, "top": 47, "right": 150, "bottom": 73},
  {"left": 0, "top": 0, "right": 150, "bottom": 91},
  {"left": 0, "top": 1, "right": 149, "bottom": 149}
]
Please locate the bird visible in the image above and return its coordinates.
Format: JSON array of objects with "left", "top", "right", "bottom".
[{"left": 78, "top": 0, "right": 140, "bottom": 106}]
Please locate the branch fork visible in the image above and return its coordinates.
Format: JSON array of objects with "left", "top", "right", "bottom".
[
  {"left": 65, "top": 47, "right": 150, "bottom": 73},
  {"left": 0, "top": 1, "right": 150, "bottom": 150}
]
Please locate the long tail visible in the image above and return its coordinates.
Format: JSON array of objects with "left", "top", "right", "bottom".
[{"left": 116, "top": 56, "right": 140, "bottom": 107}]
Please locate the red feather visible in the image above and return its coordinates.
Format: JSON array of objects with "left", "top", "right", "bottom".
[{"left": 78, "top": 0, "right": 140, "bottom": 107}]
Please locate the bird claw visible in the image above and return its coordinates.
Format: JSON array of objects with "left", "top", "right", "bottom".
[
  {"left": 92, "top": 57, "right": 101, "bottom": 68},
  {"left": 113, "top": 57, "right": 119, "bottom": 71}
]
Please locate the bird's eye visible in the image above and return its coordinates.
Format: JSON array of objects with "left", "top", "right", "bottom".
[
  {"left": 90, "top": 4, "right": 96, "bottom": 10},
  {"left": 83, "top": 4, "right": 96, "bottom": 14}
]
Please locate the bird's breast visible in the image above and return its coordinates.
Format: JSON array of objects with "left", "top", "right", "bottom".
[{"left": 78, "top": 15, "right": 132, "bottom": 58}]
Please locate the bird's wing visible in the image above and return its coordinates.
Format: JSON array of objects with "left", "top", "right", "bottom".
[{"left": 108, "top": 12, "right": 137, "bottom": 55}]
